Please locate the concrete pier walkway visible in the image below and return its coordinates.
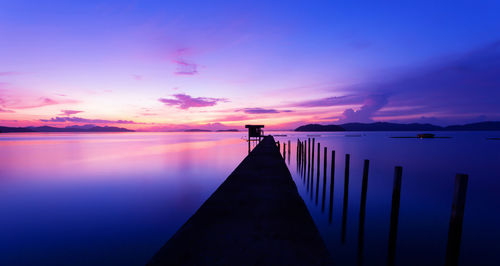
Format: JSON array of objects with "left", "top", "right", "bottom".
[{"left": 148, "top": 136, "right": 333, "bottom": 265}]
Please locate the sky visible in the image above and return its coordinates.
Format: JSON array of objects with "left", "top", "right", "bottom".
[{"left": 1, "top": 0, "right": 500, "bottom": 130}]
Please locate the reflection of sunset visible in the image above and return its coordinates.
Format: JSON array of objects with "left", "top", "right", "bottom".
[{"left": 0, "top": 133, "right": 245, "bottom": 180}]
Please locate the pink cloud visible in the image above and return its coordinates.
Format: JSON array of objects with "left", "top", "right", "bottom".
[
  {"left": 4, "top": 97, "right": 79, "bottom": 109},
  {"left": 40, "top": 116, "right": 139, "bottom": 124},
  {"left": 213, "top": 115, "right": 250, "bottom": 122},
  {"left": 59, "top": 110, "right": 83, "bottom": 116},
  {"left": 172, "top": 48, "right": 192, "bottom": 57},
  {"left": 159, "top": 93, "right": 227, "bottom": 109},
  {"left": 240, "top": 108, "right": 293, "bottom": 114},
  {"left": 0, "top": 107, "right": 14, "bottom": 113},
  {"left": 138, "top": 122, "right": 234, "bottom": 132}
]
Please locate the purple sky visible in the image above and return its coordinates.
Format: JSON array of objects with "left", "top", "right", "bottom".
[{"left": 1, "top": 1, "right": 499, "bottom": 130}]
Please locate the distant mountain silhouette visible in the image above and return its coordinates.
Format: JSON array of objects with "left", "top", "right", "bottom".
[
  {"left": 0, "top": 126, "right": 35, "bottom": 133},
  {"left": 0, "top": 125, "right": 133, "bottom": 133},
  {"left": 216, "top": 129, "right": 239, "bottom": 132},
  {"left": 341, "top": 122, "right": 442, "bottom": 131},
  {"left": 295, "top": 124, "right": 345, "bottom": 132},
  {"left": 184, "top": 129, "right": 212, "bottom": 132},
  {"left": 65, "top": 124, "right": 98, "bottom": 130},
  {"left": 444, "top": 121, "right": 500, "bottom": 131},
  {"left": 295, "top": 121, "right": 500, "bottom": 131}
]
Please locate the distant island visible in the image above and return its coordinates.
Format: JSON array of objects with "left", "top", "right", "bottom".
[
  {"left": 216, "top": 129, "right": 239, "bottom": 132},
  {"left": 0, "top": 125, "right": 134, "bottom": 133},
  {"left": 295, "top": 121, "right": 500, "bottom": 131},
  {"left": 184, "top": 129, "right": 239, "bottom": 132},
  {"left": 184, "top": 129, "right": 212, "bottom": 132}
]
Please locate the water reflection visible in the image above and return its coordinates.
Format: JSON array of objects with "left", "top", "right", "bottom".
[
  {"left": 342, "top": 153, "right": 350, "bottom": 244},
  {"left": 0, "top": 132, "right": 247, "bottom": 266},
  {"left": 357, "top": 160, "right": 369, "bottom": 266},
  {"left": 387, "top": 166, "right": 402, "bottom": 266},
  {"left": 283, "top": 132, "right": 499, "bottom": 266}
]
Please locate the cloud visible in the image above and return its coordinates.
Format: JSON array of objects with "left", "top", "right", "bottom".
[
  {"left": 213, "top": 115, "right": 250, "bottom": 122},
  {"left": 59, "top": 110, "right": 83, "bottom": 116},
  {"left": 353, "top": 41, "right": 500, "bottom": 123},
  {"left": 338, "top": 94, "right": 389, "bottom": 123},
  {"left": 139, "top": 122, "right": 233, "bottom": 132},
  {"left": 240, "top": 108, "right": 293, "bottom": 114},
  {"left": 291, "top": 95, "right": 364, "bottom": 107},
  {"left": 4, "top": 97, "right": 78, "bottom": 109},
  {"left": 159, "top": 93, "right": 227, "bottom": 109},
  {"left": 173, "top": 59, "right": 198, "bottom": 75},
  {"left": 0, "top": 107, "right": 14, "bottom": 113},
  {"left": 40, "top": 116, "right": 138, "bottom": 124},
  {"left": 140, "top": 112, "right": 158, "bottom": 116},
  {"left": 289, "top": 41, "right": 500, "bottom": 124}
]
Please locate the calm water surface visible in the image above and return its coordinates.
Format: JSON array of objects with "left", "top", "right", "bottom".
[
  {"left": 1, "top": 131, "right": 499, "bottom": 265},
  {"left": 0, "top": 132, "right": 246, "bottom": 265},
  {"left": 277, "top": 131, "right": 500, "bottom": 266}
]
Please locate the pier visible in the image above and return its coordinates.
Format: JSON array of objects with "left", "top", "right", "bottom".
[{"left": 148, "top": 136, "right": 333, "bottom": 265}]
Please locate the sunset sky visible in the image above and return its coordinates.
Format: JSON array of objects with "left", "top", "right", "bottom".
[{"left": 1, "top": 1, "right": 500, "bottom": 130}]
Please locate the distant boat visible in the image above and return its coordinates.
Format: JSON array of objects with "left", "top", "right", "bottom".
[{"left": 417, "top": 133, "right": 435, "bottom": 139}]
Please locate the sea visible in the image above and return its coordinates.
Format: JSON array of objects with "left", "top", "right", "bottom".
[{"left": 0, "top": 131, "right": 499, "bottom": 265}]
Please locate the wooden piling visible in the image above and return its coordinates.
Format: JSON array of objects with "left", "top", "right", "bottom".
[
  {"left": 307, "top": 138, "right": 311, "bottom": 188},
  {"left": 322, "top": 147, "right": 327, "bottom": 212},
  {"left": 298, "top": 141, "right": 300, "bottom": 169},
  {"left": 304, "top": 140, "right": 307, "bottom": 175},
  {"left": 301, "top": 142, "right": 305, "bottom": 183},
  {"left": 445, "top": 174, "right": 469, "bottom": 266},
  {"left": 288, "top": 140, "right": 291, "bottom": 161},
  {"left": 297, "top": 140, "right": 300, "bottom": 171},
  {"left": 329, "top": 150, "right": 335, "bottom": 223},
  {"left": 303, "top": 140, "right": 307, "bottom": 176},
  {"left": 311, "top": 139, "right": 315, "bottom": 199},
  {"left": 341, "top": 154, "right": 350, "bottom": 243},
  {"left": 357, "top": 160, "right": 370, "bottom": 266},
  {"left": 316, "top": 143, "right": 320, "bottom": 205},
  {"left": 283, "top": 143, "right": 286, "bottom": 160},
  {"left": 387, "top": 166, "right": 403, "bottom": 266}
]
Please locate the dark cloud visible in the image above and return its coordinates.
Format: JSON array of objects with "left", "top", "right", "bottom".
[
  {"left": 40, "top": 117, "right": 138, "bottom": 124},
  {"left": 370, "top": 41, "right": 500, "bottom": 120},
  {"left": 290, "top": 95, "right": 364, "bottom": 107},
  {"left": 240, "top": 108, "right": 293, "bottom": 114},
  {"left": 59, "top": 110, "right": 83, "bottom": 116},
  {"left": 159, "top": 93, "right": 227, "bottom": 109},
  {"left": 339, "top": 94, "right": 389, "bottom": 123},
  {"left": 290, "top": 41, "right": 500, "bottom": 124}
]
